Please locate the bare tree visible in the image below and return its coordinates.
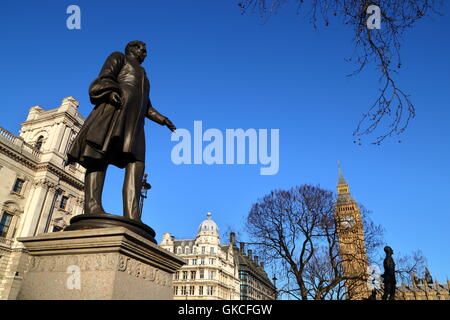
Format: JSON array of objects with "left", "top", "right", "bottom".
[
  {"left": 245, "top": 184, "right": 386, "bottom": 299},
  {"left": 395, "top": 249, "right": 427, "bottom": 284},
  {"left": 237, "top": 0, "right": 443, "bottom": 144}
]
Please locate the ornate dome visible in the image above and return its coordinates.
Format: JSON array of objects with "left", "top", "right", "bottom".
[{"left": 197, "top": 212, "right": 219, "bottom": 234}]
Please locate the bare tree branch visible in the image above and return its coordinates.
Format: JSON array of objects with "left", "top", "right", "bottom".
[{"left": 237, "top": 0, "right": 443, "bottom": 144}]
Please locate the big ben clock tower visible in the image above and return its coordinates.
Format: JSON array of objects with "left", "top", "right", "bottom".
[{"left": 335, "top": 161, "right": 369, "bottom": 300}]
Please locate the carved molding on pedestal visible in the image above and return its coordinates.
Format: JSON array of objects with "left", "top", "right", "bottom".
[{"left": 25, "top": 253, "right": 172, "bottom": 288}]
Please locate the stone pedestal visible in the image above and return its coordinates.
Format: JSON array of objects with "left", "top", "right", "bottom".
[{"left": 16, "top": 227, "right": 185, "bottom": 300}]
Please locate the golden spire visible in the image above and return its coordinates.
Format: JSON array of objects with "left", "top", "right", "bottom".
[
  {"left": 337, "top": 161, "right": 351, "bottom": 200},
  {"left": 337, "top": 160, "right": 348, "bottom": 186}
]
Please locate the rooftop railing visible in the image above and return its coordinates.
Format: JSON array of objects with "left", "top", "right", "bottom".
[{"left": 0, "top": 126, "right": 42, "bottom": 157}]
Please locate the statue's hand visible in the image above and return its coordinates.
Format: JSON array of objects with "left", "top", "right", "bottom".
[
  {"left": 164, "top": 118, "right": 177, "bottom": 132},
  {"left": 109, "top": 92, "right": 122, "bottom": 109}
]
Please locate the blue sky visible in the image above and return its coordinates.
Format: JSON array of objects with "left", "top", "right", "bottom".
[{"left": 1, "top": 1, "right": 450, "bottom": 282}]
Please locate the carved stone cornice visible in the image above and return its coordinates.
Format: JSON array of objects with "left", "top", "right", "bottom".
[
  {"left": 21, "top": 112, "right": 84, "bottom": 130},
  {"left": 0, "top": 143, "right": 38, "bottom": 170},
  {"left": 36, "top": 162, "right": 84, "bottom": 191},
  {"left": 2, "top": 201, "right": 23, "bottom": 216},
  {"left": 32, "top": 178, "right": 58, "bottom": 191}
]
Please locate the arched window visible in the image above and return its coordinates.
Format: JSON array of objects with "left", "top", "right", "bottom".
[
  {"left": 35, "top": 136, "right": 44, "bottom": 151},
  {"left": 0, "top": 201, "right": 22, "bottom": 239},
  {"left": 177, "top": 247, "right": 182, "bottom": 254},
  {"left": 0, "top": 212, "right": 13, "bottom": 237},
  {"left": 185, "top": 247, "right": 190, "bottom": 254}
]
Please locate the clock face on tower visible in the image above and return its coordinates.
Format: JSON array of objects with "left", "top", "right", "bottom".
[{"left": 341, "top": 214, "right": 356, "bottom": 229}]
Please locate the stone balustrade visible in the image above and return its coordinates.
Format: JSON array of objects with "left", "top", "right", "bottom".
[{"left": 0, "top": 126, "right": 42, "bottom": 157}]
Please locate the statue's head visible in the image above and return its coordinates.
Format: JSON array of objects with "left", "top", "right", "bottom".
[
  {"left": 125, "top": 40, "right": 147, "bottom": 64},
  {"left": 384, "top": 246, "right": 394, "bottom": 256}
]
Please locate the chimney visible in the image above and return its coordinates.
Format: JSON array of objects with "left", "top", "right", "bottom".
[
  {"left": 240, "top": 242, "right": 245, "bottom": 253},
  {"left": 59, "top": 96, "right": 79, "bottom": 116},
  {"left": 248, "top": 249, "right": 252, "bottom": 260},
  {"left": 230, "top": 232, "right": 236, "bottom": 246},
  {"left": 254, "top": 256, "right": 259, "bottom": 264}
]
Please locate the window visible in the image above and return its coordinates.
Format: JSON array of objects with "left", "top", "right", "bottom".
[
  {"left": 210, "top": 247, "right": 215, "bottom": 254},
  {"left": 60, "top": 196, "right": 69, "bottom": 210},
  {"left": 182, "top": 271, "right": 188, "bottom": 280},
  {"left": 185, "top": 247, "right": 190, "bottom": 254},
  {"left": 174, "top": 271, "right": 180, "bottom": 280},
  {"left": 200, "top": 258, "right": 205, "bottom": 265},
  {"left": 174, "top": 286, "right": 178, "bottom": 295},
  {"left": 239, "top": 271, "right": 248, "bottom": 280},
  {"left": 177, "top": 247, "right": 182, "bottom": 254},
  {"left": 199, "top": 286, "right": 204, "bottom": 295},
  {"left": 35, "top": 135, "right": 44, "bottom": 150},
  {"left": 190, "top": 271, "right": 196, "bottom": 280},
  {"left": 193, "top": 247, "right": 197, "bottom": 254},
  {"left": 181, "top": 286, "right": 187, "bottom": 295},
  {"left": 199, "top": 269, "right": 205, "bottom": 279},
  {"left": 189, "top": 286, "right": 194, "bottom": 295},
  {"left": 207, "top": 286, "right": 214, "bottom": 296},
  {"left": 209, "top": 258, "right": 215, "bottom": 265},
  {"left": 208, "top": 271, "right": 215, "bottom": 280},
  {"left": 0, "top": 212, "right": 13, "bottom": 238},
  {"left": 201, "top": 246, "right": 206, "bottom": 254},
  {"left": 191, "top": 259, "right": 197, "bottom": 265},
  {"left": 12, "top": 178, "right": 24, "bottom": 194}
]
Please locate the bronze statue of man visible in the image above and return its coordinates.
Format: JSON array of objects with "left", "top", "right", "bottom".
[
  {"left": 381, "top": 246, "right": 396, "bottom": 300},
  {"left": 66, "top": 41, "right": 175, "bottom": 240}
]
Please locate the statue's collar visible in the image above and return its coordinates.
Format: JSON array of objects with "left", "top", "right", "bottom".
[{"left": 126, "top": 54, "right": 142, "bottom": 65}]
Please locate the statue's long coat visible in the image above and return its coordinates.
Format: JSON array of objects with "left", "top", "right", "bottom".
[
  {"left": 68, "top": 52, "right": 166, "bottom": 168},
  {"left": 383, "top": 256, "right": 396, "bottom": 285}
]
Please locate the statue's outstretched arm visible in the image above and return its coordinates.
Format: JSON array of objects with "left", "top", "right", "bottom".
[{"left": 146, "top": 100, "right": 176, "bottom": 132}]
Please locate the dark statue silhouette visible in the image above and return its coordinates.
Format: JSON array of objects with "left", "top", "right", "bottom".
[
  {"left": 65, "top": 41, "right": 176, "bottom": 243},
  {"left": 381, "top": 246, "right": 396, "bottom": 300}
]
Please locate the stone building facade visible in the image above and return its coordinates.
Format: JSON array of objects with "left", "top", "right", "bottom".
[
  {"left": 160, "top": 212, "right": 276, "bottom": 300},
  {"left": 391, "top": 280, "right": 450, "bottom": 300},
  {"left": 233, "top": 240, "right": 277, "bottom": 300},
  {"left": 0, "top": 97, "right": 85, "bottom": 299},
  {"left": 160, "top": 212, "right": 241, "bottom": 300}
]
